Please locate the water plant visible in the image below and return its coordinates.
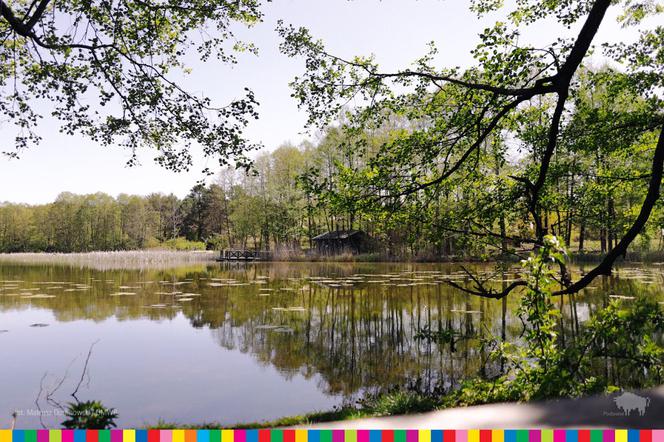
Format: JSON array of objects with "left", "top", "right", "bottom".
[{"left": 61, "top": 401, "right": 118, "bottom": 429}]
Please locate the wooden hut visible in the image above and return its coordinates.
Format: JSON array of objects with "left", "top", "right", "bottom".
[{"left": 312, "top": 230, "right": 374, "bottom": 255}]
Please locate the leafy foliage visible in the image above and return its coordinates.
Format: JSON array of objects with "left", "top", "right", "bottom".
[
  {"left": 277, "top": 0, "right": 664, "bottom": 293},
  {"left": 0, "top": 0, "right": 263, "bottom": 171},
  {"left": 445, "top": 236, "right": 664, "bottom": 407},
  {"left": 61, "top": 400, "right": 118, "bottom": 429}
]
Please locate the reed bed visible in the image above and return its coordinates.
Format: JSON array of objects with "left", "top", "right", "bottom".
[{"left": 0, "top": 250, "right": 217, "bottom": 270}]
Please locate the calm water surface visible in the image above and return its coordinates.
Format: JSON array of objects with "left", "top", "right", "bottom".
[{"left": 1, "top": 261, "right": 663, "bottom": 428}]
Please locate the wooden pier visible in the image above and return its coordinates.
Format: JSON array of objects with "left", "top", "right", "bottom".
[{"left": 217, "top": 249, "right": 272, "bottom": 261}]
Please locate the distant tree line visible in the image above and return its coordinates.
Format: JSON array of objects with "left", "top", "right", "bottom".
[
  {"left": 0, "top": 137, "right": 387, "bottom": 253},
  {"left": 0, "top": 141, "right": 348, "bottom": 253}
]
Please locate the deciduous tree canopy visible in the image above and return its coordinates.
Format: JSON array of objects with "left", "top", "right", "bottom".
[
  {"left": 278, "top": 0, "right": 664, "bottom": 297},
  {"left": 0, "top": 0, "right": 264, "bottom": 171}
]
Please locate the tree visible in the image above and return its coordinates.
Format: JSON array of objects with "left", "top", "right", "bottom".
[
  {"left": 146, "top": 193, "right": 181, "bottom": 241},
  {"left": 278, "top": 0, "right": 664, "bottom": 297},
  {"left": 61, "top": 401, "right": 117, "bottom": 429},
  {"left": 0, "top": 0, "right": 263, "bottom": 171},
  {"left": 180, "top": 184, "right": 207, "bottom": 242}
]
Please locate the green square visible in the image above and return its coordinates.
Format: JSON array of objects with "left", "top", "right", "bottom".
[
  {"left": 210, "top": 430, "right": 221, "bottom": 442},
  {"left": 395, "top": 431, "right": 407, "bottom": 442},
  {"left": 516, "top": 430, "right": 529, "bottom": 442},
  {"left": 590, "top": 431, "right": 602, "bottom": 442},
  {"left": 320, "top": 431, "right": 332, "bottom": 442},
  {"left": 98, "top": 430, "right": 110, "bottom": 442},
  {"left": 24, "top": 431, "right": 36, "bottom": 442},
  {"left": 271, "top": 431, "right": 283, "bottom": 442}
]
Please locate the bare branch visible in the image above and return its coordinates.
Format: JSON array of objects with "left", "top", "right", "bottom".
[{"left": 71, "top": 340, "right": 99, "bottom": 401}]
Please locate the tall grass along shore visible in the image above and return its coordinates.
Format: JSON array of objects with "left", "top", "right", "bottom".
[{"left": 0, "top": 250, "right": 217, "bottom": 270}]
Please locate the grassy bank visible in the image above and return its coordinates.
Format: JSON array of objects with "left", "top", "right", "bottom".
[
  {"left": 147, "top": 391, "right": 439, "bottom": 429},
  {"left": 571, "top": 249, "right": 664, "bottom": 263}
]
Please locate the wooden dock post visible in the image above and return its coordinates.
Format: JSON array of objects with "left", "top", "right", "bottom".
[{"left": 217, "top": 249, "right": 272, "bottom": 261}]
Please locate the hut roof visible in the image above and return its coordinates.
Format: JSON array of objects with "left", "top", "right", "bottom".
[{"left": 312, "top": 230, "right": 364, "bottom": 241}]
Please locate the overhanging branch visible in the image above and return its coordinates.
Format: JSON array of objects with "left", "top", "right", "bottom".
[{"left": 554, "top": 124, "right": 664, "bottom": 295}]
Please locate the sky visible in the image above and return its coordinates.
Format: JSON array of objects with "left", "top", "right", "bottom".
[{"left": 0, "top": 0, "right": 649, "bottom": 204}]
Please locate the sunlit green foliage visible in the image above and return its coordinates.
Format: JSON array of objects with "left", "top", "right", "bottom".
[
  {"left": 445, "top": 237, "right": 663, "bottom": 406},
  {"left": 61, "top": 401, "right": 118, "bottom": 429},
  {"left": 276, "top": 0, "right": 664, "bottom": 292},
  {"left": 0, "top": 0, "right": 263, "bottom": 170}
]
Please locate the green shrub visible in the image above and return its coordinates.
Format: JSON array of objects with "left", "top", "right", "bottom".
[
  {"left": 144, "top": 237, "right": 162, "bottom": 249},
  {"left": 61, "top": 401, "right": 118, "bottom": 429},
  {"left": 162, "top": 237, "right": 206, "bottom": 251},
  {"left": 636, "top": 233, "right": 652, "bottom": 252},
  {"left": 205, "top": 234, "right": 228, "bottom": 251},
  {"left": 359, "top": 390, "right": 437, "bottom": 415}
]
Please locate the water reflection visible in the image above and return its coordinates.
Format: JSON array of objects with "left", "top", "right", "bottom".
[{"left": 0, "top": 261, "right": 662, "bottom": 427}]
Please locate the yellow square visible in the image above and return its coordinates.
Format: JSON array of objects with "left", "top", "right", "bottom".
[
  {"left": 123, "top": 430, "right": 136, "bottom": 442},
  {"left": 173, "top": 430, "right": 185, "bottom": 442},
  {"left": 222, "top": 430, "right": 234, "bottom": 442}
]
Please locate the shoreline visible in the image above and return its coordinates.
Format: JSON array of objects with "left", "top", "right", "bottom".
[{"left": 1, "top": 249, "right": 663, "bottom": 265}]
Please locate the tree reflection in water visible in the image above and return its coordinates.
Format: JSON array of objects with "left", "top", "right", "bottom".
[{"left": 1, "top": 261, "right": 662, "bottom": 405}]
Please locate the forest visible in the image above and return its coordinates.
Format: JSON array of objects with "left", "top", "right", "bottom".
[{"left": 1, "top": 66, "right": 663, "bottom": 258}]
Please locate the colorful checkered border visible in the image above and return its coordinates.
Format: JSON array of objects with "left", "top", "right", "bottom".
[{"left": 1, "top": 429, "right": 663, "bottom": 442}]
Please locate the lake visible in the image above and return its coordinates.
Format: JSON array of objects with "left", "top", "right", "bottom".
[{"left": 1, "top": 260, "right": 663, "bottom": 428}]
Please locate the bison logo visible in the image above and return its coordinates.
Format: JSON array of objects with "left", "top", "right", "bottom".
[{"left": 613, "top": 392, "right": 650, "bottom": 416}]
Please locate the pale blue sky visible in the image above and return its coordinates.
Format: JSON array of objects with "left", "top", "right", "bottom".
[{"left": 0, "top": 0, "right": 645, "bottom": 204}]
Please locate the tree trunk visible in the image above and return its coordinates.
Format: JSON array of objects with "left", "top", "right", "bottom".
[
  {"left": 566, "top": 171, "right": 575, "bottom": 246},
  {"left": 608, "top": 196, "right": 616, "bottom": 250}
]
